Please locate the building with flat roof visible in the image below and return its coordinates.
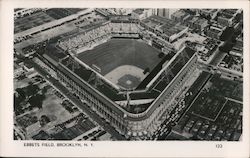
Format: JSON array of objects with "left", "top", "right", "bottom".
[
  {"left": 217, "top": 9, "right": 240, "bottom": 27},
  {"left": 141, "top": 15, "right": 188, "bottom": 42},
  {"left": 14, "top": 8, "right": 46, "bottom": 19},
  {"left": 171, "top": 10, "right": 191, "bottom": 22},
  {"left": 193, "top": 18, "right": 208, "bottom": 31},
  {"left": 206, "top": 26, "right": 222, "bottom": 39},
  {"left": 183, "top": 16, "right": 208, "bottom": 31},
  {"left": 14, "top": 63, "right": 24, "bottom": 78},
  {"left": 154, "top": 9, "right": 179, "bottom": 19},
  {"left": 199, "top": 9, "right": 218, "bottom": 19},
  {"left": 217, "top": 14, "right": 234, "bottom": 27},
  {"left": 229, "top": 38, "right": 243, "bottom": 57},
  {"left": 131, "top": 9, "right": 153, "bottom": 20}
]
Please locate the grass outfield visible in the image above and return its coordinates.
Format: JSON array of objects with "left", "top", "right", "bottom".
[{"left": 76, "top": 38, "right": 162, "bottom": 75}]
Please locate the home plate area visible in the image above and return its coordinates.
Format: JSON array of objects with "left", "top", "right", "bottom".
[
  {"left": 105, "top": 65, "right": 146, "bottom": 90},
  {"left": 117, "top": 74, "right": 141, "bottom": 90}
]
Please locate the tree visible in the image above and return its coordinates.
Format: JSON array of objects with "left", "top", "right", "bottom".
[
  {"left": 14, "top": 95, "right": 24, "bottom": 115},
  {"left": 158, "top": 52, "right": 164, "bottom": 58},
  {"left": 15, "top": 88, "right": 26, "bottom": 100},
  {"left": 143, "top": 67, "right": 150, "bottom": 74},
  {"left": 42, "top": 87, "right": 48, "bottom": 94},
  {"left": 39, "top": 115, "right": 50, "bottom": 127},
  {"left": 28, "top": 94, "right": 45, "bottom": 109},
  {"left": 26, "top": 83, "right": 39, "bottom": 97}
]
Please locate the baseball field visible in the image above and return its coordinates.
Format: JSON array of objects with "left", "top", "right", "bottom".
[{"left": 77, "top": 38, "right": 162, "bottom": 89}]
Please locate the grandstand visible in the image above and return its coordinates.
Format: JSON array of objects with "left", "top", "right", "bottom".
[
  {"left": 58, "top": 21, "right": 141, "bottom": 53},
  {"left": 57, "top": 45, "right": 198, "bottom": 138},
  {"left": 34, "top": 12, "right": 198, "bottom": 139}
]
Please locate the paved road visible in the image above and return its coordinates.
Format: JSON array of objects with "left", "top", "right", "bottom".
[
  {"left": 28, "top": 59, "right": 126, "bottom": 140},
  {"left": 199, "top": 60, "right": 243, "bottom": 78},
  {"left": 209, "top": 50, "right": 227, "bottom": 66},
  {"left": 208, "top": 41, "right": 227, "bottom": 66}
]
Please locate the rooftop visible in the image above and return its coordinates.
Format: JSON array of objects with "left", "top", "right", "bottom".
[
  {"left": 14, "top": 63, "right": 22, "bottom": 69},
  {"left": 194, "top": 18, "right": 208, "bottom": 25},
  {"left": 201, "top": 9, "right": 217, "bottom": 14},
  {"left": 133, "top": 9, "right": 145, "bottom": 15},
  {"left": 189, "top": 16, "right": 199, "bottom": 23},
  {"left": 160, "top": 23, "right": 187, "bottom": 36},
  {"left": 219, "top": 9, "right": 238, "bottom": 19},
  {"left": 221, "top": 9, "right": 238, "bottom": 16},
  {"left": 219, "top": 13, "right": 234, "bottom": 19},
  {"left": 172, "top": 10, "right": 190, "bottom": 19},
  {"left": 208, "top": 28, "right": 221, "bottom": 34},
  {"left": 23, "top": 62, "right": 33, "bottom": 69},
  {"left": 143, "top": 15, "right": 187, "bottom": 36}
]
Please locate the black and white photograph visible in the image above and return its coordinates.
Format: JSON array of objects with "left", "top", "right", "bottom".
[
  {"left": 1, "top": 0, "right": 249, "bottom": 157},
  {"left": 13, "top": 7, "right": 244, "bottom": 141}
]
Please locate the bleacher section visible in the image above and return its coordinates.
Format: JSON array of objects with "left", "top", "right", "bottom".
[
  {"left": 58, "top": 22, "right": 140, "bottom": 53},
  {"left": 152, "top": 47, "right": 195, "bottom": 92},
  {"left": 136, "top": 53, "right": 174, "bottom": 90},
  {"left": 59, "top": 57, "right": 126, "bottom": 101}
]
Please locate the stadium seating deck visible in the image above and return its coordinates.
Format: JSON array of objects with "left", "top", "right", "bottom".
[
  {"left": 59, "top": 46, "right": 196, "bottom": 110},
  {"left": 153, "top": 47, "right": 195, "bottom": 92},
  {"left": 136, "top": 53, "right": 174, "bottom": 90}
]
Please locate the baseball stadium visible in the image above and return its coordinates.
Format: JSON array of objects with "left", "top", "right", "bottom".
[{"left": 34, "top": 14, "right": 198, "bottom": 139}]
